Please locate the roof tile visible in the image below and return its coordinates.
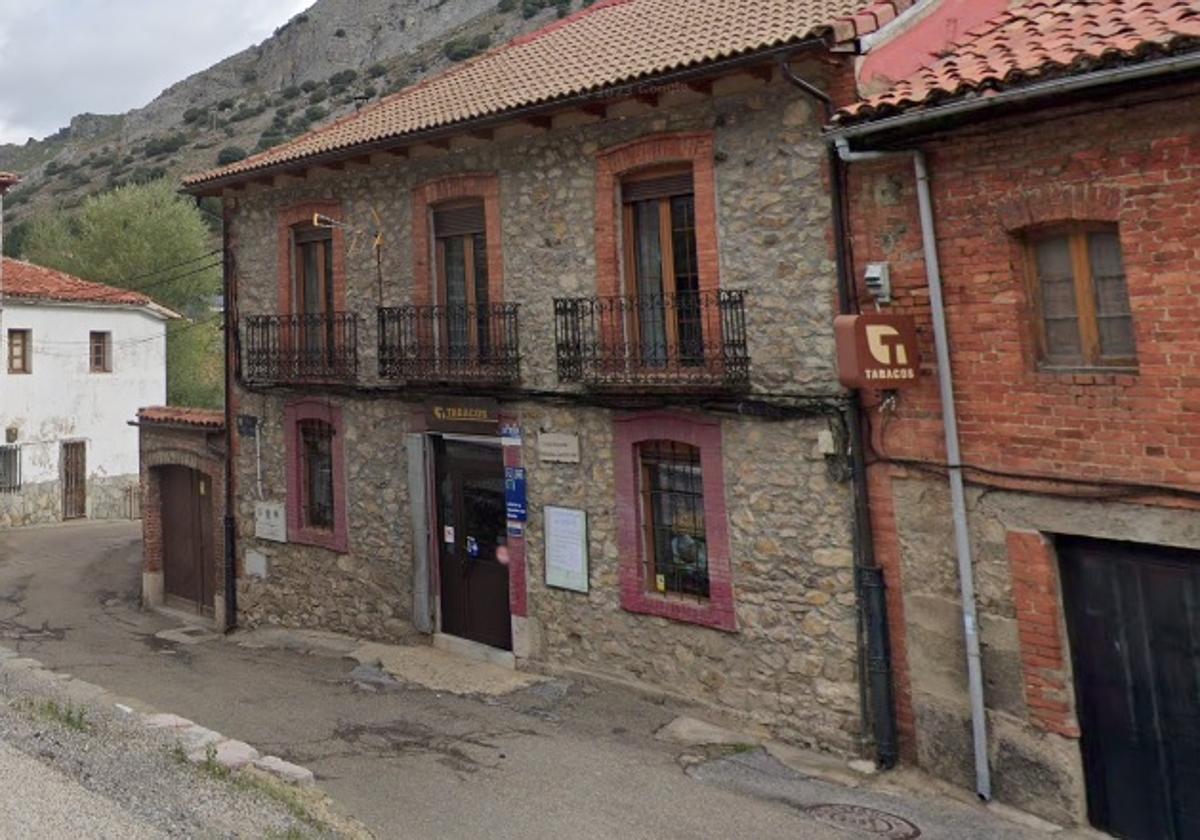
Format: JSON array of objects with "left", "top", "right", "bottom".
[
  {"left": 840, "top": 0, "right": 1200, "bottom": 123},
  {"left": 184, "top": 0, "right": 878, "bottom": 188},
  {"left": 2, "top": 257, "right": 154, "bottom": 308},
  {"left": 137, "top": 406, "right": 224, "bottom": 430}
]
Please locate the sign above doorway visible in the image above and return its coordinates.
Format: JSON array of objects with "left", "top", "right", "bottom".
[{"left": 424, "top": 398, "right": 500, "bottom": 435}]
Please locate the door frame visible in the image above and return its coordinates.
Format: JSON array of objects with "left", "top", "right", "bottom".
[{"left": 428, "top": 433, "right": 512, "bottom": 650}]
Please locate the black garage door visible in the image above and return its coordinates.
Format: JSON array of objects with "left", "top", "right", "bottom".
[{"left": 1059, "top": 536, "right": 1200, "bottom": 840}]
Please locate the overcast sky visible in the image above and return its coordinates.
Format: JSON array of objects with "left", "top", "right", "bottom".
[{"left": 0, "top": 0, "right": 313, "bottom": 144}]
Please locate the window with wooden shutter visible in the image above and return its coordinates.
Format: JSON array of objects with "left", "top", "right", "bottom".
[
  {"left": 433, "top": 200, "right": 490, "bottom": 361},
  {"left": 1028, "top": 226, "right": 1135, "bottom": 368},
  {"left": 7, "top": 329, "right": 30, "bottom": 374},
  {"left": 89, "top": 331, "right": 112, "bottom": 373}
]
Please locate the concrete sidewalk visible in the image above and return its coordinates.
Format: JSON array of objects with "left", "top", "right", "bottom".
[{"left": 0, "top": 521, "right": 1075, "bottom": 839}]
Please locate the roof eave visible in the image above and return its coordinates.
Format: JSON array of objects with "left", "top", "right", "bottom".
[
  {"left": 829, "top": 50, "right": 1200, "bottom": 144},
  {"left": 182, "top": 37, "right": 833, "bottom": 195}
]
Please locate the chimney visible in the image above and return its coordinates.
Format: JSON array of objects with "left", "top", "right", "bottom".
[{"left": 0, "top": 172, "right": 20, "bottom": 331}]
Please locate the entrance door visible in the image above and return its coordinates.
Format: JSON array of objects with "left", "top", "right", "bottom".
[
  {"left": 1059, "top": 536, "right": 1200, "bottom": 840},
  {"left": 61, "top": 441, "right": 86, "bottom": 520},
  {"left": 159, "top": 466, "right": 215, "bottom": 614},
  {"left": 435, "top": 438, "right": 511, "bottom": 650}
]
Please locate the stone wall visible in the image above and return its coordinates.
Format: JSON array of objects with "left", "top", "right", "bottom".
[
  {"left": 225, "top": 66, "right": 862, "bottom": 750},
  {"left": 0, "top": 474, "right": 138, "bottom": 529}
]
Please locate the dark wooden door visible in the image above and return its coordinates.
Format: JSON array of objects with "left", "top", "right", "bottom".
[
  {"left": 61, "top": 441, "right": 86, "bottom": 520},
  {"left": 160, "top": 466, "right": 214, "bottom": 613},
  {"left": 436, "top": 439, "right": 511, "bottom": 650},
  {"left": 1059, "top": 536, "right": 1200, "bottom": 840}
]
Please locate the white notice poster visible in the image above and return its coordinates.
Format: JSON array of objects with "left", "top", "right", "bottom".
[{"left": 544, "top": 506, "right": 588, "bottom": 593}]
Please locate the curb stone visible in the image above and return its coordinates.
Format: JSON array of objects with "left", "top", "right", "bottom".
[{"left": 0, "top": 644, "right": 319, "bottom": 788}]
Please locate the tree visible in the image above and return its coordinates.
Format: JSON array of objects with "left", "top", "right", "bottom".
[{"left": 20, "top": 180, "right": 223, "bottom": 408}]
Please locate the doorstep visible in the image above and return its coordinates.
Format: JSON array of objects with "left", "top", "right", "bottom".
[{"left": 432, "top": 632, "right": 516, "bottom": 670}]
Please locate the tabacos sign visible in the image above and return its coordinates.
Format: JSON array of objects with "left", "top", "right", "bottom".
[{"left": 835, "top": 313, "right": 921, "bottom": 389}]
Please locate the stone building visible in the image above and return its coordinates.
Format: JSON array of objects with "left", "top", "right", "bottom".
[
  {"left": 832, "top": 0, "right": 1200, "bottom": 834},
  {"left": 182, "top": 0, "right": 911, "bottom": 754}
]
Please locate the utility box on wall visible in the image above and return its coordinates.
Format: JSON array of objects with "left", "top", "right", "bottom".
[{"left": 835, "top": 314, "right": 921, "bottom": 389}]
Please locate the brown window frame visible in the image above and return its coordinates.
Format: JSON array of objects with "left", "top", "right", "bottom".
[
  {"left": 89, "top": 331, "right": 112, "bottom": 373},
  {"left": 7, "top": 329, "right": 30, "bottom": 375},
  {"left": 1025, "top": 224, "right": 1136, "bottom": 370},
  {"left": 620, "top": 167, "right": 701, "bottom": 357},
  {"left": 432, "top": 199, "right": 490, "bottom": 360}
]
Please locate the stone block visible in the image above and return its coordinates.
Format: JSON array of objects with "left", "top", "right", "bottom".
[
  {"left": 189, "top": 739, "right": 260, "bottom": 769},
  {"left": 254, "top": 755, "right": 315, "bottom": 786}
]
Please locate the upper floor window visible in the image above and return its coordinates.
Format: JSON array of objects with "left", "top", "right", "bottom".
[
  {"left": 1029, "top": 227, "right": 1135, "bottom": 368},
  {"left": 89, "top": 331, "right": 112, "bottom": 373},
  {"left": 622, "top": 169, "right": 703, "bottom": 366},
  {"left": 7, "top": 329, "right": 30, "bottom": 374},
  {"left": 292, "top": 224, "right": 335, "bottom": 318},
  {"left": 433, "top": 201, "right": 490, "bottom": 360}
]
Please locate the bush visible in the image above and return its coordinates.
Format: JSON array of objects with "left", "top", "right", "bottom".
[
  {"left": 216, "top": 146, "right": 248, "bottom": 165},
  {"left": 143, "top": 133, "right": 189, "bottom": 157},
  {"left": 328, "top": 69, "right": 358, "bottom": 87},
  {"left": 498, "top": 0, "right": 517, "bottom": 10},
  {"left": 280, "top": 85, "right": 301, "bottom": 100},
  {"left": 240, "top": 68, "right": 258, "bottom": 84},
  {"left": 308, "top": 89, "right": 328, "bottom": 105},
  {"left": 367, "top": 63, "right": 387, "bottom": 79},
  {"left": 362, "top": 85, "right": 378, "bottom": 99},
  {"left": 182, "top": 106, "right": 208, "bottom": 125},
  {"left": 333, "top": 28, "right": 346, "bottom": 37},
  {"left": 444, "top": 33, "right": 492, "bottom": 61},
  {"left": 230, "top": 103, "right": 266, "bottom": 122},
  {"left": 304, "top": 105, "right": 328, "bottom": 122},
  {"left": 300, "top": 79, "right": 319, "bottom": 93}
]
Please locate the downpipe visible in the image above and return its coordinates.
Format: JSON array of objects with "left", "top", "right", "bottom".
[
  {"left": 220, "top": 202, "right": 238, "bottom": 633},
  {"left": 782, "top": 59, "right": 899, "bottom": 770},
  {"left": 834, "top": 137, "right": 991, "bottom": 800}
]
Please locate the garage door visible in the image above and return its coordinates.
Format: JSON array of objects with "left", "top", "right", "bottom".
[{"left": 1059, "top": 536, "right": 1200, "bottom": 840}]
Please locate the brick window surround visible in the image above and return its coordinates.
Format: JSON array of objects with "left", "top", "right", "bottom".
[
  {"left": 284, "top": 399, "right": 349, "bottom": 553},
  {"left": 277, "top": 201, "right": 347, "bottom": 314},
  {"left": 411, "top": 173, "right": 504, "bottom": 308},
  {"left": 1006, "top": 530, "right": 1080, "bottom": 739},
  {"left": 614, "top": 412, "right": 736, "bottom": 631},
  {"left": 594, "top": 132, "right": 721, "bottom": 298}
]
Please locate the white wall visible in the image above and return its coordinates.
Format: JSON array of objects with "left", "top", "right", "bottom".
[{"left": 0, "top": 301, "right": 168, "bottom": 485}]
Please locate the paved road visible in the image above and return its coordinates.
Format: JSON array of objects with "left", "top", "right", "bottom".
[{"left": 0, "top": 521, "right": 1059, "bottom": 840}]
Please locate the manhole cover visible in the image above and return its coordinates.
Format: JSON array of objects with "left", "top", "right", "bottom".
[{"left": 803, "top": 804, "right": 920, "bottom": 839}]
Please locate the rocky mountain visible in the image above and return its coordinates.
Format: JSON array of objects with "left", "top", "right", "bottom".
[{"left": 0, "top": 0, "right": 584, "bottom": 242}]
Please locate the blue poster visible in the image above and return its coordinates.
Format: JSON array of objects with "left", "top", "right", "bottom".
[{"left": 505, "top": 466, "right": 527, "bottom": 522}]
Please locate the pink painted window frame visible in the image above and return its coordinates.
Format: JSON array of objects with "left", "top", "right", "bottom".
[
  {"left": 614, "top": 412, "right": 737, "bottom": 632},
  {"left": 284, "top": 399, "right": 349, "bottom": 553}
]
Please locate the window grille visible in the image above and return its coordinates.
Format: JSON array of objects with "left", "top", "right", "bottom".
[
  {"left": 639, "top": 441, "right": 708, "bottom": 598},
  {"left": 0, "top": 446, "right": 20, "bottom": 493},
  {"left": 299, "top": 420, "right": 334, "bottom": 530}
]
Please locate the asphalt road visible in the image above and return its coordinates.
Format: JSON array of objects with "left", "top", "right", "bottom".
[{"left": 0, "top": 521, "right": 1063, "bottom": 839}]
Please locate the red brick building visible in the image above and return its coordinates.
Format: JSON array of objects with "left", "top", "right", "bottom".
[{"left": 833, "top": 1, "right": 1200, "bottom": 835}]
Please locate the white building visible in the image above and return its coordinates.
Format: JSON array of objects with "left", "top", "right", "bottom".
[{"left": 0, "top": 257, "right": 176, "bottom": 527}]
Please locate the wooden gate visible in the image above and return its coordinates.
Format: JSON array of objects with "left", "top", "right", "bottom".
[
  {"left": 1060, "top": 536, "right": 1200, "bottom": 840},
  {"left": 61, "top": 441, "right": 86, "bottom": 520},
  {"left": 158, "top": 466, "right": 215, "bottom": 613}
]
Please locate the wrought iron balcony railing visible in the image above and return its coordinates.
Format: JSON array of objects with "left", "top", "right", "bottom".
[
  {"left": 242, "top": 312, "right": 359, "bottom": 384},
  {"left": 378, "top": 303, "right": 520, "bottom": 384},
  {"left": 554, "top": 290, "right": 750, "bottom": 388}
]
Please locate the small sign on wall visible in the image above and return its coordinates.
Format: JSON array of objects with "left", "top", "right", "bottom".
[
  {"left": 254, "top": 501, "right": 287, "bottom": 543},
  {"left": 545, "top": 506, "right": 588, "bottom": 593},
  {"left": 538, "top": 432, "right": 581, "bottom": 464},
  {"left": 505, "top": 467, "right": 527, "bottom": 522}
]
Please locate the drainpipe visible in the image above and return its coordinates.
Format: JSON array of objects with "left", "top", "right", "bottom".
[
  {"left": 781, "top": 60, "right": 899, "bottom": 770},
  {"left": 834, "top": 137, "right": 991, "bottom": 801},
  {"left": 221, "top": 201, "right": 238, "bottom": 633}
]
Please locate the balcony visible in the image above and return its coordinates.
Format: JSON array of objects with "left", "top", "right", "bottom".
[
  {"left": 378, "top": 303, "right": 520, "bottom": 385},
  {"left": 242, "top": 313, "right": 359, "bottom": 384},
  {"left": 554, "top": 290, "right": 750, "bottom": 389}
]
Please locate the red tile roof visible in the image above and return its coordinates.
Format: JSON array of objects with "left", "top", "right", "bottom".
[
  {"left": 184, "top": 0, "right": 884, "bottom": 190},
  {"left": 1, "top": 257, "right": 159, "bottom": 309},
  {"left": 137, "top": 406, "right": 225, "bottom": 430},
  {"left": 0, "top": 172, "right": 19, "bottom": 194},
  {"left": 840, "top": 0, "right": 1200, "bottom": 123}
]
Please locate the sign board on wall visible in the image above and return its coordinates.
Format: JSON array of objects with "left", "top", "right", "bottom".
[
  {"left": 834, "top": 313, "right": 921, "bottom": 389},
  {"left": 505, "top": 467, "right": 527, "bottom": 522},
  {"left": 254, "top": 501, "right": 287, "bottom": 543},
  {"left": 545, "top": 506, "right": 588, "bottom": 593},
  {"left": 538, "top": 432, "right": 581, "bottom": 464},
  {"left": 424, "top": 398, "right": 500, "bottom": 435}
]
